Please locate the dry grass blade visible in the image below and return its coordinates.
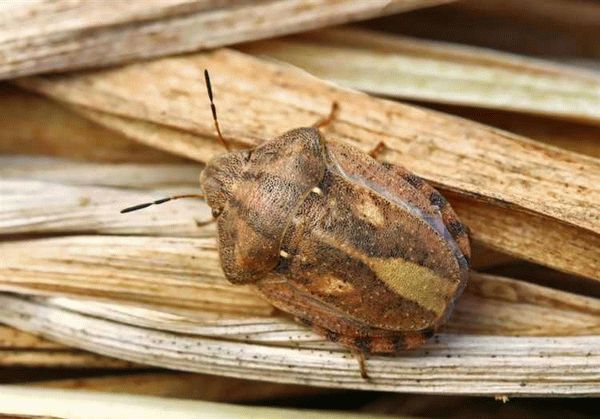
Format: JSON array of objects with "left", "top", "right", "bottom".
[
  {"left": 0, "top": 156, "right": 199, "bottom": 188},
  {"left": 16, "top": 49, "right": 600, "bottom": 280},
  {"left": 0, "top": 236, "right": 273, "bottom": 316},
  {"left": 0, "top": 180, "right": 213, "bottom": 237},
  {"left": 0, "top": 326, "right": 62, "bottom": 350},
  {"left": 31, "top": 372, "right": 332, "bottom": 402},
  {"left": 1, "top": 235, "right": 599, "bottom": 337},
  {"left": 422, "top": 104, "right": 600, "bottom": 159},
  {"left": 0, "top": 87, "right": 183, "bottom": 163},
  {"left": 446, "top": 192, "right": 600, "bottom": 280},
  {"left": 0, "top": 0, "right": 452, "bottom": 80},
  {"left": 0, "top": 325, "right": 133, "bottom": 368},
  {"left": 372, "top": 0, "right": 600, "bottom": 58},
  {"left": 242, "top": 28, "right": 600, "bottom": 124},
  {"left": 0, "top": 386, "right": 385, "bottom": 419},
  {"left": 458, "top": 0, "right": 600, "bottom": 32},
  {"left": 0, "top": 157, "right": 211, "bottom": 236},
  {"left": 0, "top": 349, "right": 133, "bottom": 369},
  {"left": 1, "top": 295, "right": 598, "bottom": 396}
]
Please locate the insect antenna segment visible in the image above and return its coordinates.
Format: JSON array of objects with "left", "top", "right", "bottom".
[
  {"left": 121, "top": 70, "right": 227, "bottom": 214},
  {"left": 120, "top": 194, "right": 205, "bottom": 214},
  {"left": 204, "top": 69, "right": 230, "bottom": 151}
]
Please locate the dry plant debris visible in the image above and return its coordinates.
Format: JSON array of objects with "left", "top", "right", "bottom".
[
  {"left": 0, "top": 0, "right": 451, "bottom": 79},
  {"left": 0, "top": 0, "right": 599, "bottom": 401}
]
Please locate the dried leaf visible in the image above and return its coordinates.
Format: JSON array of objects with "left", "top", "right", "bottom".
[
  {"left": 31, "top": 372, "right": 331, "bottom": 402},
  {"left": 0, "top": 156, "right": 199, "bottom": 188},
  {"left": 0, "top": 325, "right": 134, "bottom": 368},
  {"left": 446, "top": 192, "right": 600, "bottom": 280},
  {"left": 0, "top": 179, "right": 212, "bottom": 237},
  {"left": 0, "top": 0, "right": 451, "bottom": 79},
  {"left": 1, "top": 295, "right": 598, "bottom": 396},
  {"left": 0, "top": 385, "right": 384, "bottom": 419},
  {"left": 0, "top": 87, "right": 182, "bottom": 163},
  {"left": 0, "top": 348, "right": 132, "bottom": 369},
  {"left": 242, "top": 28, "right": 600, "bottom": 124},
  {"left": 371, "top": 0, "right": 600, "bottom": 58},
  {"left": 0, "top": 326, "right": 62, "bottom": 350},
  {"left": 0, "top": 235, "right": 272, "bottom": 316},
  {"left": 422, "top": 104, "right": 600, "bottom": 158}
]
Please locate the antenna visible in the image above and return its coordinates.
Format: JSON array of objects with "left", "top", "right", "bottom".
[
  {"left": 120, "top": 194, "right": 205, "bottom": 214},
  {"left": 204, "top": 69, "right": 230, "bottom": 151},
  {"left": 121, "top": 70, "right": 227, "bottom": 215}
]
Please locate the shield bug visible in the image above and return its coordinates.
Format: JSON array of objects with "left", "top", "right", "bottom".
[{"left": 122, "top": 70, "right": 471, "bottom": 378}]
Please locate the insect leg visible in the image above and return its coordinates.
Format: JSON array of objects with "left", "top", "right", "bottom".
[
  {"left": 352, "top": 350, "right": 370, "bottom": 380},
  {"left": 368, "top": 141, "right": 387, "bottom": 159},
  {"left": 312, "top": 101, "right": 339, "bottom": 130}
]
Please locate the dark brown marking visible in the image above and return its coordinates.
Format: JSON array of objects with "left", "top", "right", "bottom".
[
  {"left": 422, "top": 327, "right": 435, "bottom": 339},
  {"left": 463, "top": 254, "right": 471, "bottom": 267},
  {"left": 393, "top": 336, "right": 406, "bottom": 353},
  {"left": 429, "top": 191, "right": 447, "bottom": 210},
  {"left": 403, "top": 173, "right": 424, "bottom": 188},
  {"left": 354, "top": 337, "right": 372, "bottom": 353},
  {"left": 326, "top": 329, "right": 340, "bottom": 342},
  {"left": 275, "top": 252, "right": 293, "bottom": 273},
  {"left": 298, "top": 317, "right": 313, "bottom": 328},
  {"left": 447, "top": 220, "right": 467, "bottom": 237}
]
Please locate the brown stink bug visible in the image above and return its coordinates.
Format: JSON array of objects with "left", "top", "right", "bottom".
[{"left": 122, "top": 70, "right": 471, "bottom": 378}]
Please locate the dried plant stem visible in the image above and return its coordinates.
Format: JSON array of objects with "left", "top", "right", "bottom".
[
  {"left": 0, "top": 325, "right": 62, "bottom": 350},
  {"left": 243, "top": 28, "right": 600, "bottom": 124},
  {"left": 31, "top": 372, "right": 331, "bottom": 402},
  {"left": 0, "top": 0, "right": 451, "bottom": 80},
  {"left": 0, "top": 325, "right": 133, "bottom": 368},
  {"left": 0, "top": 295, "right": 598, "bottom": 396},
  {"left": 446, "top": 192, "right": 600, "bottom": 280},
  {"left": 424, "top": 104, "right": 600, "bottom": 159},
  {"left": 0, "top": 179, "right": 212, "bottom": 237},
  {"left": 0, "top": 385, "right": 380, "bottom": 419},
  {"left": 0, "top": 87, "right": 183, "bottom": 163},
  {"left": 0, "top": 349, "right": 133, "bottom": 369}
]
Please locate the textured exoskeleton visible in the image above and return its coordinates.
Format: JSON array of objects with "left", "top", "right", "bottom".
[{"left": 200, "top": 127, "right": 470, "bottom": 354}]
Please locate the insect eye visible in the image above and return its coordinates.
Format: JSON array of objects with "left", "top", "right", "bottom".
[{"left": 211, "top": 208, "right": 222, "bottom": 218}]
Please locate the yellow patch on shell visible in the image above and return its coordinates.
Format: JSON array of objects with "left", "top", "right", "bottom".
[
  {"left": 366, "top": 257, "right": 456, "bottom": 315},
  {"left": 354, "top": 196, "right": 385, "bottom": 227},
  {"left": 312, "top": 274, "right": 355, "bottom": 295},
  {"left": 316, "top": 227, "right": 457, "bottom": 316}
]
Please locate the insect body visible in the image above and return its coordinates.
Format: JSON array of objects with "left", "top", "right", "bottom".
[
  {"left": 200, "top": 125, "right": 470, "bottom": 356},
  {"left": 123, "top": 71, "right": 470, "bottom": 377}
]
